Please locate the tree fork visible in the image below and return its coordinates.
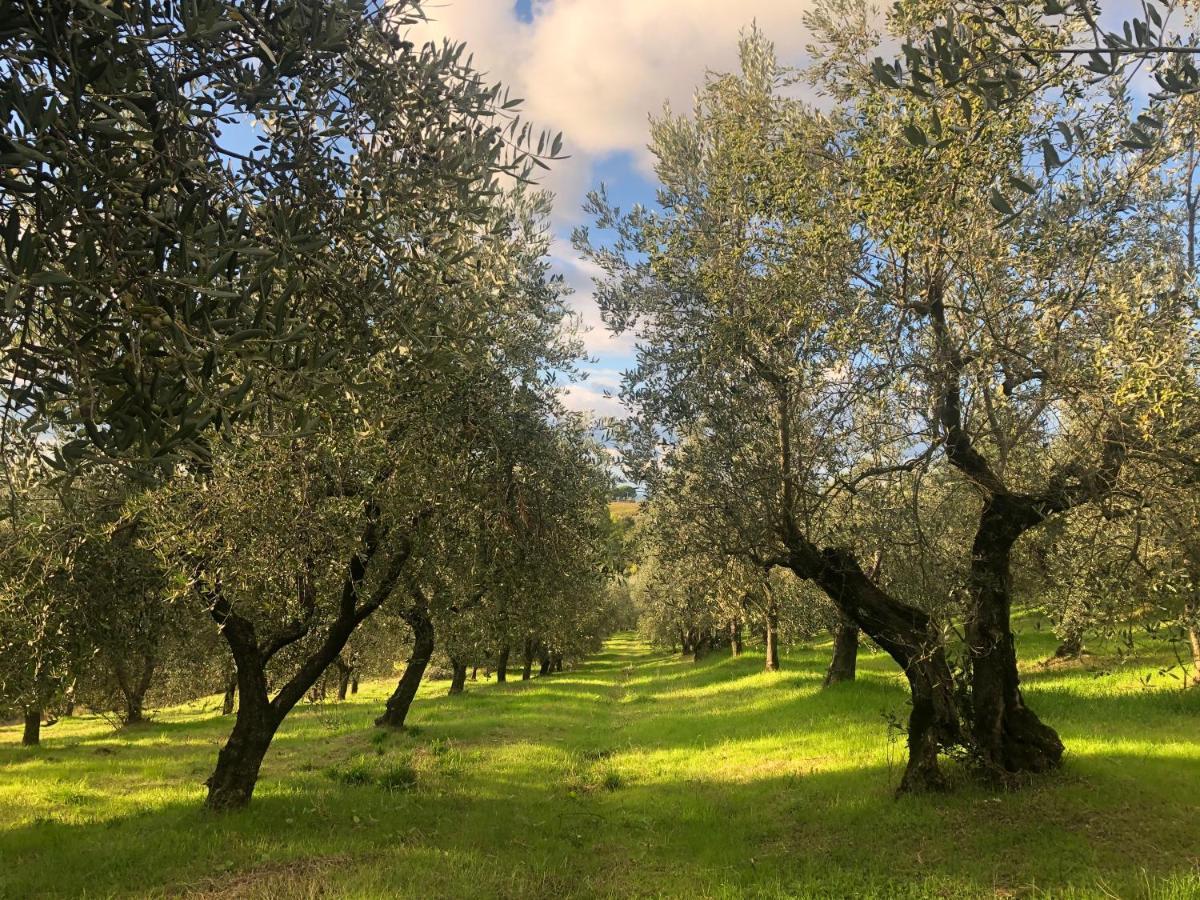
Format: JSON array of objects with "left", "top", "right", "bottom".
[
  {"left": 204, "top": 517, "right": 417, "bottom": 810},
  {"left": 966, "top": 497, "right": 1063, "bottom": 778}
]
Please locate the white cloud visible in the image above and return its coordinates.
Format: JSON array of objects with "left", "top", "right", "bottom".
[
  {"left": 405, "top": 1, "right": 824, "bottom": 226},
  {"left": 406, "top": 1, "right": 826, "bottom": 416},
  {"left": 565, "top": 285, "right": 637, "bottom": 357},
  {"left": 559, "top": 381, "right": 627, "bottom": 419}
]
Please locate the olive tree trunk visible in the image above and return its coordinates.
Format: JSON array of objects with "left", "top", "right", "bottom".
[
  {"left": 21, "top": 708, "right": 40, "bottom": 746},
  {"left": 448, "top": 659, "right": 468, "bottom": 695},
  {"left": 116, "top": 653, "right": 156, "bottom": 725},
  {"left": 204, "top": 512, "right": 417, "bottom": 811},
  {"left": 965, "top": 498, "right": 1064, "bottom": 779},
  {"left": 205, "top": 653, "right": 279, "bottom": 811},
  {"left": 496, "top": 645, "right": 510, "bottom": 683},
  {"left": 1189, "top": 624, "right": 1200, "bottom": 687},
  {"left": 787, "top": 543, "right": 961, "bottom": 793},
  {"left": 376, "top": 599, "right": 435, "bottom": 729},
  {"left": 522, "top": 638, "right": 535, "bottom": 680},
  {"left": 764, "top": 608, "right": 780, "bottom": 672},
  {"left": 823, "top": 618, "right": 859, "bottom": 686},
  {"left": 1052, "top": 630, "right": 1084, "bottom": 660},
  {"left": 334, "top": 657, "right": 353, "bottom": 701}
]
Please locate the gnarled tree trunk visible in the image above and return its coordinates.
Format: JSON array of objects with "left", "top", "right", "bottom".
[
  {"left": 204, "top": 512, "right": 417, "bottom": 811},
  {"left": 966, "top": 497, "right": 1063, "bottom": 779},
  {"left": 205, "top": 652, "right": 279, "bottom": 811},
  {"left": 730, "top": 620, "right": 743, "bottom": 657},
  {"left": 1052, "top": 630, "right": 1084, "bottom": 660},
  {"left": 788, "top": 544, "right": 961, "bottom": 793},
  {"left": 116, "top": 653, "right": 156, "bottom": 725},
  {"left": 376, "top": 600, "right": 435, "bottom": 729},
  {"left": 823, "top": 617, "right": 859, "bottom": 687},
  {"left": 496, "top": 645, "right": 510, "bottom": 683}
]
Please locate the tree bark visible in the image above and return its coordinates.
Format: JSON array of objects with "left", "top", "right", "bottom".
[
  {"left": 522, "top": 638, "right": 535, "bottom": 680},
  {"left": 921, "top": 273, "right": 1116, "bottom": 781},
  {"left": 764, "top": 608, "right": 780, "bottom": 672},
  {"left": 551, "top": 653, "right": 563, "bottom": 673},
  {"left": 823, "top": 617, "right": 859, "bottom": 686},
  {"left": 308, "top": 676, "right": 327, "bottom": 703},
  {"left": 693, "top": 630, "right": 711, "bottom": 662},
  {"left": 730, "top": 621, "right": 743, "bottom": 657},
  {"left": 22, "top": 708, "right": 40, "bottom": 746},
  {"left": 376, "top": 600, "right": 435, "bottom": 729},
  {"left": 117, "top": 653, "right": 156, "bottom": 725},
  {"left": 222, "top": 668, "right": 237, "bottom": 716},
  {"left": 965, "top": 497, "right": 1064, "bottom": 779},
  {"left": 351, "top": 673, "right": 359, "bottom": 694},
  {"left": 334, "top": 658, "right": 353, "bottom": 701},
  {"left": 496, "top": 645, "right": 510, "bottom": 683},
  {"left": 786, "top": 544, "right": 961, "bottom": 793},
  {"left": 203, "top": 511, "right": 417, "bottom": 811},
  {"left": 205, "top": 652, "right": 280, "bottom": 812},
  {"left": 449, "top": 658, "right": 468, "bottom": 695},
  {"left": 469, "top": 665, "right": 478, "bottom": 682},
  {"left": 538, "top": 653, "right": 552, "bottom": 676}
]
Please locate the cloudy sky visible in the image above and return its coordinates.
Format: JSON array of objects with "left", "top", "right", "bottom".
[
  {"left": 406, "top": 0, "right": 1145, "bottom": 420},
  {"left": 404, "top": 0, "right": 848, "bottom": 420}
]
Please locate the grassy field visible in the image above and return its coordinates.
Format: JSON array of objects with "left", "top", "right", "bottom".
[
  {"left": 608, "top": 500, "right": 641, "bottom": 520},
  {"left": 1, "top": 626, "right": 1198, "bottom": 899}
]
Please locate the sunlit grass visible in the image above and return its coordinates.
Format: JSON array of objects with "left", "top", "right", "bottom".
[{"left": 2, "top": 624, "right": 1198, "bottom": 898}]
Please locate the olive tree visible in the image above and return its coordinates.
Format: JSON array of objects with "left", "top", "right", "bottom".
[
  {"left": 0, "top": 0, "right": 552, "bottom": 467},
  {"left": 578, "top": 32, "right": 963, "bottom": 791}
]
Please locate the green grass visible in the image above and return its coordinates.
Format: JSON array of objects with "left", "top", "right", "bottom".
[{"left": 2, "top": 625, "right": 1199, "bottom": 899}]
